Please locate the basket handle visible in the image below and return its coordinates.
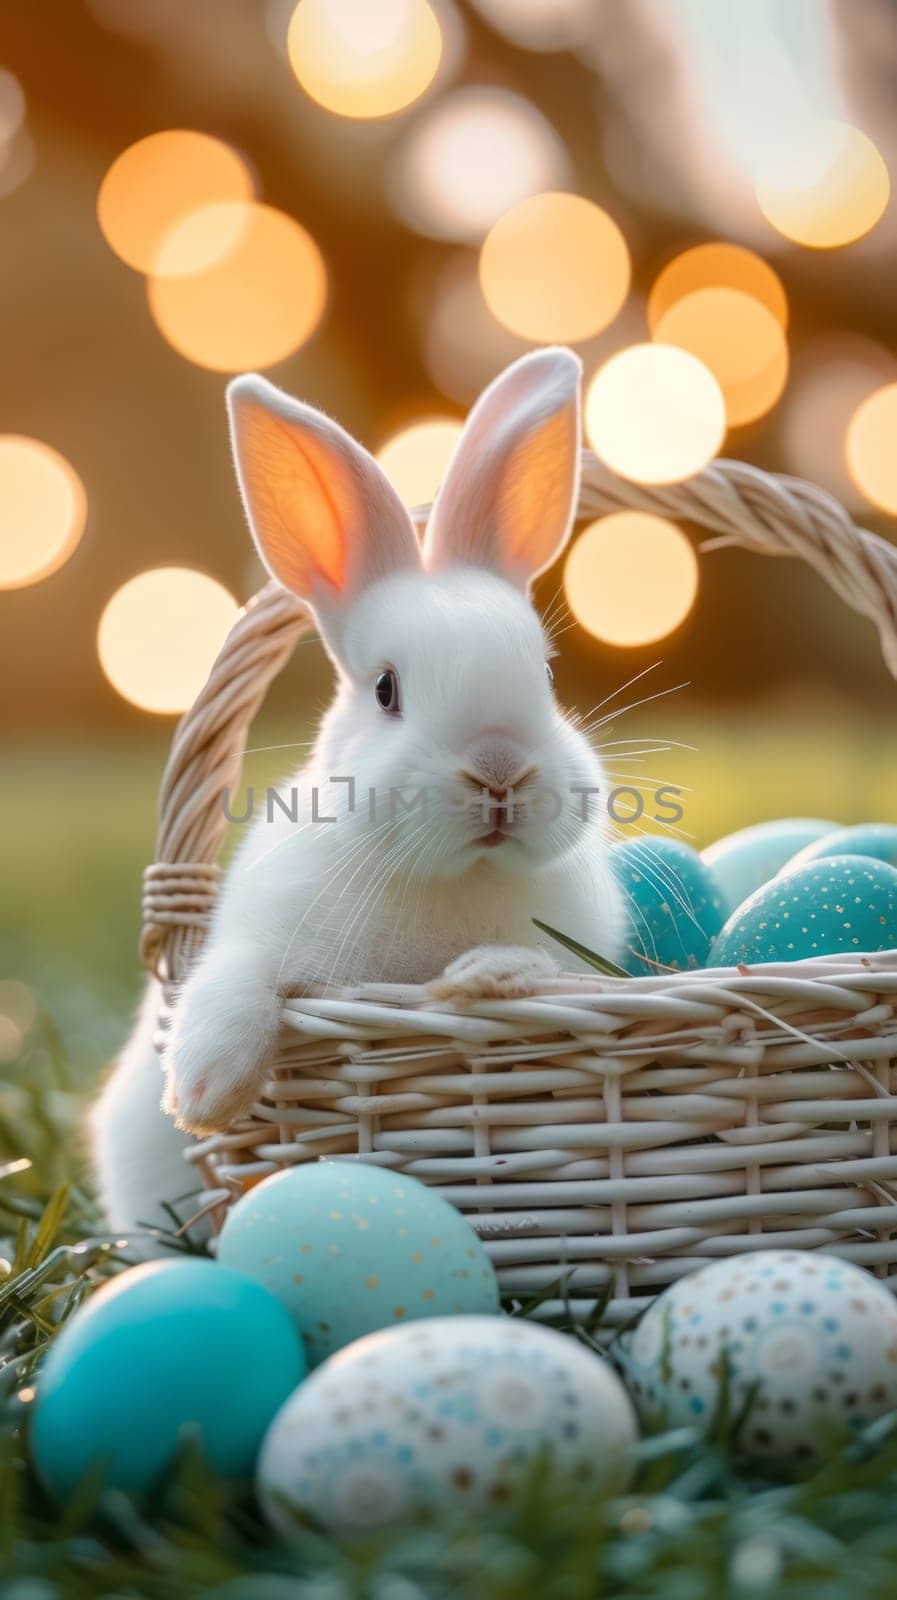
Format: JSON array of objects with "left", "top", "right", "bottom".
[
  {"left": 140, "top": 582, "right": 314, "bottom": 981},
  {"left": 141, "top": 450, "right": 897, "bottom": 984}
]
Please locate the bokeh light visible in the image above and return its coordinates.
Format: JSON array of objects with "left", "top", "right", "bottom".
[
  {"left": 147, "top": 202, "right": 327, "bottom": 371},
  {"left": 585, "top": 344, "right": 726, "bottom": 484},
  {"left": 754, "top": 121, "right": 890, "bottom": 249},
  {"left": 0, "top": 437, "right": 87, "bottom": 590},
  {"left": 846, "top": 384, "right": 897, "bottom": 514},
  {"left": 564, "top": 512, "right": 698, "bottom": 647},
  {"left": 97, "top": 130, "right": 255, "bottom": 275},
  {"left": 376, "top": 418, "right": 463, "bottom": 507},
  {"left": 287, "top": 0, "right": 442, "bottom": 120},
  {"left": 648, "top": 242, "right": 787, "bottom": 333},
  {"left": 388, "top": 88, "right": 568, "bottom": 241},
  {"left": 653, "top": 288, "right": 788, "bottom": 426},
  {"left": 479, "top": 192, "right": 630, "bottom": 343},
  {"left": 98, "top": 568, "right": 239, "bottom": 714},
  {"left": 147, "top": 201, "right": 254, "bottom": 280},
  {"left": 782, "top": 334, "right": 897, "bottom": 511}
]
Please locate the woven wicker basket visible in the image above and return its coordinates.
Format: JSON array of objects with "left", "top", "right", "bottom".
[{"left": 141, "top": 449, "right": 897, "bottom": 1326}]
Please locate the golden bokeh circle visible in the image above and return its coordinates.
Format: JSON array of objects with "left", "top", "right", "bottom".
[
  {"left": 585, "top": 344, "right": 726, "bottom": 484},
  {"left": 653, "top": 288, "right": 788, "bottom": 426},
  {"left": 147, "top": 202, "right": 327, "bottom": 371},
  {"left": 0, "top": 436, "right": 87, "bottom": 590},
  {"left": 287, "top": 0, "right": 442, "bottom": 120},
  {"left": 479, "top": 192, "right": 630, "bottom": 343},
  {"left": 846, "top": 383, "right": 897, "bottom": 513},
  {"left": 648, "top": 242, "right": 787, "bottom": 333},
  {"left": 97, "top": 567, "right": 240, "bottom": 715},
  {"left": 754, "top": 122, "right": 890, "bottom": 249},
  {"left": 564, "top": 512, "right": 698, "bottom": 647},
  {"left": 97, "top": 130, "right": 254, "bottom": 275}
]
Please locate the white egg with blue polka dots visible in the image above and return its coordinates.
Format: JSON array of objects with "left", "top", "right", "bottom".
[
  {"left": 258, "top": 1315, "right": 638, "bottom": 1535},
  {"left": 620, "top": 1251, "right": 897, "bottom": 1460}
]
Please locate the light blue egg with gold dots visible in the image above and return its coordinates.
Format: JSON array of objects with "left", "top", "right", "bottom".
[
  {"left": 701, "top": 817, "right": 836, "bottom": 917},
  {"left": 217, "top": 1162, "right": 500, "bottom": 1367},
  {"left": 708, "top": 853, "right": 897, "bottom": 967},
  {"left": 612, "top": 836, "right": 725, "bottom": 975},
  {"left": 620, "top": 1251, "right": 897, "bottom": 1461},
  {"left": 781, "top": 823, "right": 897, "bottom": 875}
]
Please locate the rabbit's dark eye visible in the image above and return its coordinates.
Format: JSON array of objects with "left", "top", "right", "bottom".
[
  {"left": 375, "top": 667, "right": 401, "bottom": 715},
  {"left": 545, "top": 662, "right": 555, "bottom": 688}
]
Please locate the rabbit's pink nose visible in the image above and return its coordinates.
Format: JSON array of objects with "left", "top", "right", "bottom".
[{"left": 458, "top": 734, "right": 537, "bottom": 797}]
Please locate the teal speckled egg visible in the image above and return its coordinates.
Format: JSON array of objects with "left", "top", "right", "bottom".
[
  {"left": 217, "top": 1162, "right": 500, "bottom": 1368},
  {"left": 612, "top": 836, "right": 725, "bottom": 975},
  {"left": 781, "top": 823, "right": 897, "bottom": 875},
  {"left": 30, "top": 1260, "right": 305, "bottom": 1501},
  {"left": 708, "top": 853, "right": 897, "bottom": 967},
  {"left": 701, "top": 818, "right": 836, "bottom": 917}
]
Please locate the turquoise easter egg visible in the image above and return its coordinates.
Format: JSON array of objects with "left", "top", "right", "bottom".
[
  {"left": 708, "top": 854, "right": 897, "bottom": 966},
  {"left": 612, "top": 836, "right": 725, "bottom": 975},
  {"left": 217, "top": 1161, "right": 500, "bottom": 1367},
  {"left": 30, "top": 1260, "right": 305, "bottom": 1501},
  {"left": 781, "top": 823, "right": 897, "bottom": 875},
  {"left": 701, "top": 818, "right": 836, "bottom": 917}
]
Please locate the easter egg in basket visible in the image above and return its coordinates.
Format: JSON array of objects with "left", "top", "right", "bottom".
[
  {"left": 257, "top": 1316, "right": 637, "bottom": 1535},
  {"left": 218, "top": 1161, "right": 500, "bottom": 1368},
  {"left": 612, "top": 835, "right": 725, "bottom": 975},
  {"left": 708, "top": 853, "right": 897, "bottom": 966},
  {"left": 781, "top": 822, "right": 897, "bottom": 875},
  {"left": 701, "top": 818, "right": 836, "bottom": 917}
]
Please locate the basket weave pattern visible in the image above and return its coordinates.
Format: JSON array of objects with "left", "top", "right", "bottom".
[{"left": 142, "top": 451, "right": 897, "bottom": 1323}]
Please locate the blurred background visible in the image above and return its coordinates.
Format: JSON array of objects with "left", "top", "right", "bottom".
[{"left": 2, "top": 0, "right": 896, "bottom": 1132}]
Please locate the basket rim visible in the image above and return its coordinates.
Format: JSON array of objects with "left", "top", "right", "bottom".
[{"left": 274, "top": 948, "right": 897, "bottom": 1007}]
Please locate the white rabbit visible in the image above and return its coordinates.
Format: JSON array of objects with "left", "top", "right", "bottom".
[{"left": 89, "top": 348, "right": 624, "bottom": 1247}]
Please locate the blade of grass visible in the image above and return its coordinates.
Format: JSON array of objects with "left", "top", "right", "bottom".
[
  {"left": 532, "top": 919, "right": 631, "bottom": 978},
  {"left": 25, "top": 1184, "right": 71, "bottom": 1270}
]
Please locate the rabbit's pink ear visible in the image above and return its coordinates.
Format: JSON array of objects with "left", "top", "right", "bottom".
[
  {"left": 227, "top": 375, "right": 422, "bottom": 638},
  {"left": 423, "top": 348, "right": 582, "bottom": 590}
]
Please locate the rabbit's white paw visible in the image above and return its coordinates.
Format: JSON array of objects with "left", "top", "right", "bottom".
[
  {"left": 162, "top": 983, "right": 279, "bottom": 1135},
  {"left": 429, "top": 944, "right": 558, "bottom": 1001}
]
